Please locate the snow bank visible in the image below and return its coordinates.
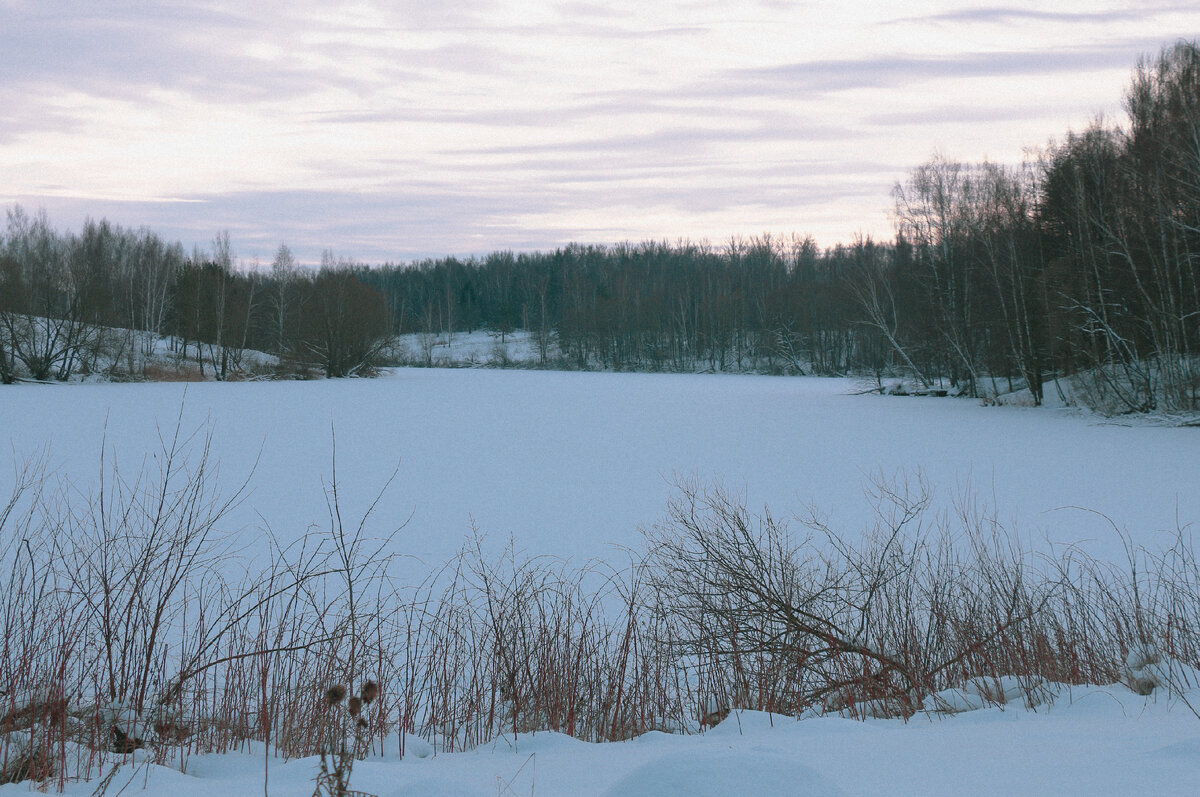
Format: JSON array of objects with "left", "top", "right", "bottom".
[{"left": 17, "top": 688, "right": 1199, "bottom": 796}]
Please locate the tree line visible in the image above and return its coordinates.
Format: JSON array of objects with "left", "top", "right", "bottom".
[
  {"left": 1, "top": 41, "right": 1197, "bottom": 411},
  {"left": 0, "top": 224, "right": 389, "bottom": 381}
]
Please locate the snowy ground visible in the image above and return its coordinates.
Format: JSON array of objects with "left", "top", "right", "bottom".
[
  {"left": 3, "top": 369, "right": 1200, "bottom": 795},
  {"left": 388, "top": 329, "right": 543, "bottom": 368},
  {"left": 15, "top": 685, "right": 1200, "bottom": 796}
]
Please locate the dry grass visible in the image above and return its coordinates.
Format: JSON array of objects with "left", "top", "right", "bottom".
[{"left": 140, "top": 362, "right": 207, "bottom": 382}]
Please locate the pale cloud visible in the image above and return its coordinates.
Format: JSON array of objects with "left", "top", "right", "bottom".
[
  {"left": 2, "top": 1, "right": 1199, "bottom": 261},
  {"left": 707, "top": 38, "right": 1178, "bottom": 97},
  {"left": 893, "top": 5, "right": 1162, "bottom": 25}
]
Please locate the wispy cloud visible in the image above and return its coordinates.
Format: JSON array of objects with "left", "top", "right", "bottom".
[
  {"left": 447, "top": 120, "right": 856, "bottom": 159},
  {"left": 3, "top": 2, "right": 1200, "bottom": 256},
  {"left": 890, "top": 6, "right": 1150, "bottom": 25},
  {"left": 706, "top": 41, "right": 1164, "bottom": 99},
  {"left": 0, "top": 2, "right": 520, "bottom": 106}
]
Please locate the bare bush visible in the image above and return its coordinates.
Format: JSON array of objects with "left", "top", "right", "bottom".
[
  {"left": 387, "top": 536, "right": 662, "bottom": 750},
  {"left": 639, "top": 475, "right": 1190, "bottom": 720},
  {"left": 0, "top": 422, "right": 408, "bottom": 786}
]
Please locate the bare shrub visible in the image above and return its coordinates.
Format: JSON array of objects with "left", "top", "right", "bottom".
[
  {"left": 394, "top": 536, "right": 658, "bottom": 749},
  {"left": 639, "top": 475, "right": 1170, "bottom": 719},
  {"left": 0, "top": 421, "right": 408, "bottom": 786}
]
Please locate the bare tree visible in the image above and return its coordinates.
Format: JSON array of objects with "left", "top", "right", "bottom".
[
  {"left": 300, "top": 260, "right": 391, "bottom": 378},
  {"left": 0, "top": 207, "right": 100, "bottom": 381},
  {"left": 843, "top": 237, "right": 930, "bottom": 388},
  {"left": 893, "top": 157, "right": 984, "bottom": 395},
  {"left": 268, "top": 243, "right": 299, "bottom": 356}
]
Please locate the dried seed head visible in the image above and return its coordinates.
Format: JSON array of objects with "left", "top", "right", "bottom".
[
  {"left": 357, "top": 717, "right": 368, "bottom": 729},
  {"left": 348, "top": 696, "right": 362, "bottom": 717},
  {"left": 47, "top": 698, "right": 67, "bottom": 728},
  {"left": 325, "top": 684, "right": 347, "bottom": 705},
  {"left": 1128, "top": 674, "right": 1157, "bottom": 696},
  {"left": 361, "top": 681, "right": 379, "bottom": 704}
]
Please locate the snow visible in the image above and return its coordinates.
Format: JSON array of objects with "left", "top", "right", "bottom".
[
  {"left": 7, "top": 688, "right": 1200, "bottom": 796},
  {"left": 2, "top": 369, "right": 1196, "bottom": 572},
  {"left": 596, "top": 749, "right": 844, "bottom": 797},
  {"left": 387, "top": 329, "right": 543, "bottom": 368},
  {"left": 3, "top": 368, "right": 1200, "bottom": 795}
]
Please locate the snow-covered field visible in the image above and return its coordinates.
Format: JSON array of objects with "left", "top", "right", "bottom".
[{"left": 3, "top": 369, "right": 1200, "bottom": 795}]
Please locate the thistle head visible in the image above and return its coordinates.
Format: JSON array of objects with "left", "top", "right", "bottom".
[{"left": 361, "top": 681, "right": 379, "bottom": 704}]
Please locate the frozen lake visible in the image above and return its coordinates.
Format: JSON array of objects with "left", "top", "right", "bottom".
[{"left": 3, "top": 369, "right": 1197, "bottom": 570}]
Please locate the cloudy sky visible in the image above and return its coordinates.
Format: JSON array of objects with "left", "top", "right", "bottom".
[{"left": 2, "top": 1, "right": 1198, "bottom": 264}]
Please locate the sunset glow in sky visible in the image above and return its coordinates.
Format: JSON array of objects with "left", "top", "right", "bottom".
[{"left": 3, "top": 1, "right": 1199, "bottom": 263}]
